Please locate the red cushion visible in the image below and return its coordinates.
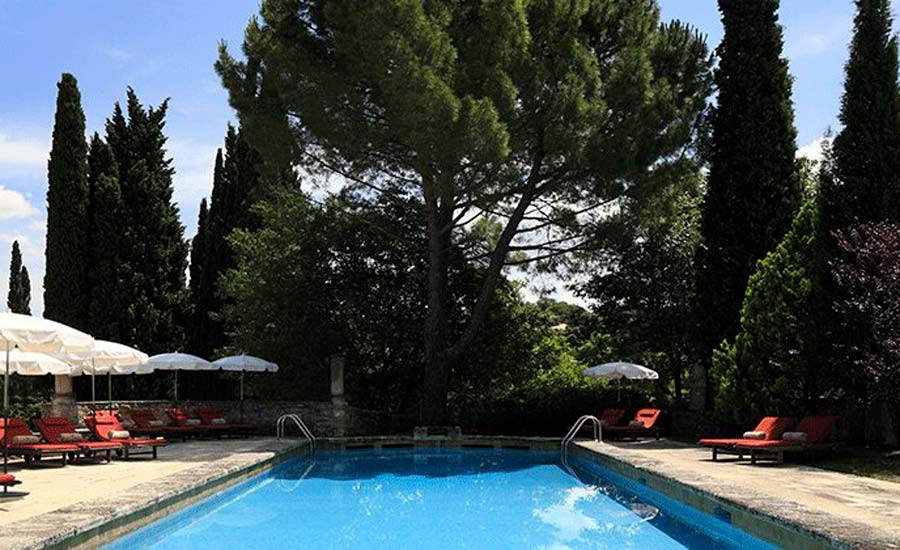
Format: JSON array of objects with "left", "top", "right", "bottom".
[{"left": 0, "top": 473, "right": 17, "bottom": 485}]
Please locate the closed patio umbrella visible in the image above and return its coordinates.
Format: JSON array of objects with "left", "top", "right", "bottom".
[
  {"left": 583, "top": 362, "right": 659, "bottom": 403},
  {"left": 0, "top": 313, "right": 93, "bottom": 482},
  {"left": 212, "top": 355, "right": 279, "bottom": 421},
  {"left": 147, "top": 353, "right": 213, "bottom": 403}
]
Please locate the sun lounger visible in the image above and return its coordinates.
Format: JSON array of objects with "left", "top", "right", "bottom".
[
  {"left": 604, "top": 409, "right": 662, "bottom": 439},
  {"left": 34, "top": 417, "right": 122, "bottom": 463},
  {"left": 84, "top": 411, "right": 167, "bottom": 459},
  {"left": 0, "top": 418, "right": 79, "bottom": 466},
  {"left": 698, "top": 416, "right": 794, "bottom": 461},
  {"left": 128, "top": 409, "right": 203, "bottom": 440},
  {"left": 193, "top": 407, "right": 255, "bottom": 437},
  {"left": 735, "top": 415, "right": 840, "bottom": 464},
  {"left": 599, "top": 408, "right": 626, "bottom": 428}
]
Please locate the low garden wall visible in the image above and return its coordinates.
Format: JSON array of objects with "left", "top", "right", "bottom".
[{"left": 45, "top": 400, "right": 387, "bottom": 437}]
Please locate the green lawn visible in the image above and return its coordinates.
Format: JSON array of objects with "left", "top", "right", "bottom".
[{"left": 807, "top": 448, "right": 900, "bottom": 483}]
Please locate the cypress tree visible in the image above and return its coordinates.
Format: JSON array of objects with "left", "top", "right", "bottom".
[
  {"left": 19, "top": 267, "right": 31, "bottom": 316},
  {"left": 695, "top": 0, "right": 801, "bottom": 410},
  {"left": 104, "top": 89, "right": 189, "bottom": 354},
  {"left": 189, "top": 126, "right": 264, "bottom": 357},
  {"left": 190, "top": 197, "right": 210, "bottom": 306},
  {"left": 44, "top": 73, "right": 90, "bottom": 328},
  {"left": 830, "top": 0, "right": 900, "bottom": 226},
  {"left": 85, "top": 133, "right": 130, "bottom": 341},
  {"left": 7, "top": 240, "right": 30, "bottom": 314}
]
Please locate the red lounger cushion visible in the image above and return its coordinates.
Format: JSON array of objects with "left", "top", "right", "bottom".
[
  {"left": 0, "top": 473, "right": 18, "bottom": 485},
  {"left": 605, "top": 409, "right": 661, "bottom": 431},
  {"left": 699, "top": 416, "right": 794, "bottom": 448},
  {"left": 736, "top": 416, "right": 839, "bottom": 449},
  {"left": 193, "top": 407, "right": 254, "bottom": 430},
  {"left": 34, "top": 417, "right": 122, "bottom": 451},
  {"left": 129, "top": 409, "right": 195, "bottom": 432},
  {"left": 0, "top": 418, "right": 80, "bottom": 452},
  {"left": 86, "top": 412, "right": 167, "bottom": 447}
]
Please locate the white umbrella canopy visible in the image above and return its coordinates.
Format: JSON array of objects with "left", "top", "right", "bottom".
[
  {"left": 212, "top": 355, "right": 279, "bottom": 421},
  {"left": 0, "top": 313, "right": 94, "bottom": 355},
  {"left": 5, "top": 349, "right": 81, "bottom": 376},
  {"left": 583, "top": 362, "right": 659, "bottom": 380},
  {"left": 73, "top": 340, "right": 150, "bottom": 372},
  {"left": 68, "top": 341, "right": 151, "bottom": 409},
  {"left": 212, "top": 355, "right": 278, "bottom": 373},
  {"left": 583, "top": 362, "right": 659, "bottom": 403},
  {"left": 147, "top": 353, "right": 214, "bottom": 402},
  {"left": 1, "top": 313, "right": 94, "bottom": 478},
  {"left": 147, "top": 353, "right": 212, "bottom": 371}
]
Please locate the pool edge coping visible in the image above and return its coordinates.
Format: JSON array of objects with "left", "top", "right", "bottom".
[{"left": 572, "top": 441, "right": 900, "bottom": 550}]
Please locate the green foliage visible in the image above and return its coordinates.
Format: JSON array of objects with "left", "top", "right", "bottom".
[
  {"left": 712, "top": 200, "right": 818, "bottom": 426},
  {"left": 189, "top": 126, "right": 267, "bottom": 359},
  {"left": 7, "top": 240, "right": 30, "bottom": 314},
  {"left": 831, "top": 0, "right": 900, "bottom": 226},
  {"left": 450, "top": 298, "right": 609, "bottom": 436},
  {"left": 102, "top": 90, "right": 189, "bottom": 354},
  {"left": 85, "top": 134, "right": 130, "bottom": 342},
  {"left": 217, "top": 0, "right": 712, "bottom": 422},
  {"left": 44, "top": 73, "right": 90, "bottom": 327},
  {"left": 696, "top": 0, "right": 802, "bottom": 407},
  {"left": 581, "top": 168, "right": 702, "bottom": 406}
]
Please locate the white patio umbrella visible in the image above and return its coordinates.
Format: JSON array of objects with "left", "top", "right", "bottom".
[
  {"left": 147, "top": 353, "right": 213, "bottom": 402},
  {"left": 212, "top": 355, "right": 279, "bottom": 421},
  {"left": 583, "top": 362, "right": 659, "bottom": 402},
  {"left": 71, "top": 341, "right": 150, "bottom": 412},
  {"left": 0, "top": 313, "right": 94, "bottom": 480}
]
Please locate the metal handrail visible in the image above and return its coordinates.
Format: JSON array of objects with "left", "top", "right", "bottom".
[
  {"left": 276, "top": 413, "right": 316, "bottom": 453},
  {"left": 561, "top": 415, "right": 603, "bottom": 455}
]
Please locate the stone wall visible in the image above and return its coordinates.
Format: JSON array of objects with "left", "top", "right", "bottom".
[{"left": 47, "top": 400, "right": 387, "bottom": 437}]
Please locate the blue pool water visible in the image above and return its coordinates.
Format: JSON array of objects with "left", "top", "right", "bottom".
[{"left": 107, "top": 448, "right": 775, "bottom": 549}]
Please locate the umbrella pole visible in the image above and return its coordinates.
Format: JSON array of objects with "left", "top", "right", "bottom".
[
  {"left": 174, "top": 371, "right": 178, "bottom": 404},
  {"left": 240, "top": 371, "right": 245, "bottom": 423},
  {"left": 3, "top": 341, "right": 9, "bottom": 477},
  {"left": 108, "top": 372, "right": 113, "bottom": 414},
  {"left": 91, "top": 359, "right": 96, "bottom": 406}
]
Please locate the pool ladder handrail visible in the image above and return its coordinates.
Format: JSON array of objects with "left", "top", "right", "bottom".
[
  {"left": 276, "top": 413, "right": 316, "bottom": 452},
  {"left": 561, "top": 415, "right": 603, "bottom": 455}
]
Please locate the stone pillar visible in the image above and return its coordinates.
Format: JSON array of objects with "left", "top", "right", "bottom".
[
  {"left": 49, "top": 375, "right": 78, "bottom": 424},
  {"left": 330, "top": 356, "right": 346, "bottom": 406},
  {"left": 330, "top": 356, "right": 347, "bottom": 436}
]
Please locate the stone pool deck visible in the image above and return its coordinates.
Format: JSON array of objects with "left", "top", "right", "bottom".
[
  {"left": 0, "top": 437, "right": 305, "bottom": 549},
  {"left": 576, "top": 439, "right": 900, "bottom": 549}
]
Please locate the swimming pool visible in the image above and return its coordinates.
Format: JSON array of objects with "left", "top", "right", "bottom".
[{"left": 107, "top": 448, "right": 775, "bottom": 549}]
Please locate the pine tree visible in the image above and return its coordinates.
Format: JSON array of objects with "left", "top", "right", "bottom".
[
  {"left": 7, "top": 240, "right": 30, "bottom": 314},
  {"left": 44, "top": 73, "right": 90, "bottom": 328},
  {"left": 696, "top": 0, "right": 801, "bottom": 410},
  {"left": 104, "top": 89, "right": 189, "bottom": 354},
  {"left": 189, "top": 126, "right": 264, "bottom": 357},
  {"left": 85, "top": 133, "right": 129, "bottom": 341},
  {"left": 830, "top": 0, "right": 900, "bottom": 226}
]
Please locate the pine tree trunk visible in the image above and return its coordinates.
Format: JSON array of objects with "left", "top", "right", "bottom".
[
  {"left": 420, "top": 192, "right": 453, "bottom": 426},
  {"left": 880, "top": 399, "right": 899, "bottom": 447}
]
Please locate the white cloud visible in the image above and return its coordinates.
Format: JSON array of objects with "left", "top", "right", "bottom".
[
  {"left": 0, "top": 132, "right": 49, "bottom": 177},
  {"left": 797, "top": 136, "right": 829, "bottom": 164},
  {"left": 0, "top": 185, "right": 39, "bottom": 219},
  {"left": 99, "top": 46, "right": 133, "bottom": 62},
  {"left": 786, "top": 16, "right": 852, "bottom": 60}
]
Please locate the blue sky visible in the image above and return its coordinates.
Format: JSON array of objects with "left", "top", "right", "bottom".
[{"left": 0, "top": 0, "right": 890, "bottom": 313}]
